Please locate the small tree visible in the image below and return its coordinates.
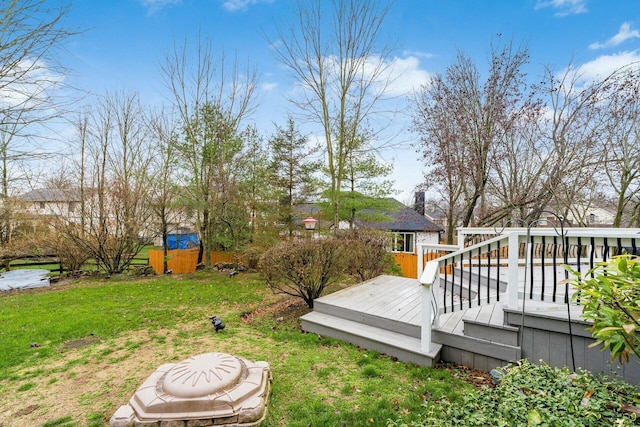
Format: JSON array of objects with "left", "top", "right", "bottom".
[
  {"left": 259, "top": 238, "right": 346, "bottom": 308},
  {"left": 336, "top": 228, "right": 397, "bottom": 281},
  {"left": 567, "top": 255, "right": 640, "bottom": 363},
  {"left": 268, "top": 117, "right": 321, "bottom": 237}
]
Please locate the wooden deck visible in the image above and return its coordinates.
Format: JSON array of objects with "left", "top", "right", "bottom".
[{"left": 301, "top": 275, "right": 640, "bottom": 383}]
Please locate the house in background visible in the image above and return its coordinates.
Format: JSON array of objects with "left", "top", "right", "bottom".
[
  {"left": 356, "top": 198, "right": 443, "bottom": 253},
  {"left": 566, "top": 205, "right": 616, "bottom": 226},
  {"left": 296, "top": 198, "right": 444, "bottom": 251},
  {"left": 424, "top": 210, "right": 448, "bottom": 230},
  {"left": 346, "top": 198, "right": 444, "bottom": 278},
  {"left": 18, "top": 188, "right": 82, "bottom": 222}
]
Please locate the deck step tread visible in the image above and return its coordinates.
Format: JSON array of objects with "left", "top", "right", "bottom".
[
  {"left": 432, "top": 326, "right": 521, "bottom": 362},
  {"left": 301, "top": 311, "right": 442, "bottom": 363},
  {"left": 313, "top": 300, "right": 421, "bottom": 338}
]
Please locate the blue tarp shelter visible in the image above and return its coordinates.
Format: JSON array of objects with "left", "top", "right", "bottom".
[{"left": 165, "top": 233, "right": 199, "bottom": 250}]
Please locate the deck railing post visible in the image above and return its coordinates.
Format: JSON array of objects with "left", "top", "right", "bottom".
[
  {"left": 417, "top": 245, "right": 424, "bottom": 279},
  {"left": 507, "top": 232, "right": 520, "bottom": 310},
  {"left": 421, "top": 283, "right": 432, "bottom": 353},
  {"left": 420, "top": 261, "right": 440, "bottom": 354}
]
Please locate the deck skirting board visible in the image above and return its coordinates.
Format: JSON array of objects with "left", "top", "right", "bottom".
[
  {"left": 504, "top": 308, "right": 592, "bottom": 339},
  {"left": 440, "top": 346, "right": 509, "bottom": 372}
]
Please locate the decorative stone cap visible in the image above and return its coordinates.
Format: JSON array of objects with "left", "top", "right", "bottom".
[{"left": 110, "top": 353, "right": 271, "bottom": 427}]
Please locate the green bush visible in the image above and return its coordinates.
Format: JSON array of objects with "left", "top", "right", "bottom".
[
  {"left": 388, "top": 360, "right": 640, "bottom": 427},
  {"left": 336, "top": 228, "right": 400, "bottom": 281},
  {"left": 567, "top": 255, "right": 640, "bottom": 363},
  {"left": 259, "top": 238, "right": 347, "bottom": 308}
]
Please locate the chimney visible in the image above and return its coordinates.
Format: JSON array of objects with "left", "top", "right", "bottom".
[{"left": 414, "top": 191, "right": 425, "bottom": 216}]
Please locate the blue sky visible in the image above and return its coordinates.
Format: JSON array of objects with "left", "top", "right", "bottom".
[{"left": 60, "top": 0, "right": 640, "bottom": 203}]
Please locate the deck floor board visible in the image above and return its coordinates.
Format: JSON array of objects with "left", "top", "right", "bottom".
[
  {"left": 316, "top": 275, "right": 422, "bottom": 324},
  {"left": 314, "top": 275, "right": 587, "bottom": 338}
]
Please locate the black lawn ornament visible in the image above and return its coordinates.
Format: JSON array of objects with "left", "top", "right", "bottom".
[{"left": 209, "top": 315, "right": 226, "bottom": 332}]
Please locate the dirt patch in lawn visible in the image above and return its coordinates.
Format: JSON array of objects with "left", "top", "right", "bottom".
[
  {"left": 63, "top": 335, "right": 101, "bottom": 349},
  {"left": 241, "top": 297, "right": 312, "bottom": 325}
]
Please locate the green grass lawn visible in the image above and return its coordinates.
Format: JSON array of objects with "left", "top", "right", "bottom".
[{"left": 0, "top": 272, "right": 475, "bottom": 427}]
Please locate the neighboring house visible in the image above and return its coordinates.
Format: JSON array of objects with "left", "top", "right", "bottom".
[
  {"left": 566, "top": 205, "right": 616, "bottom": 226},
  {"left": 538, "top": 205, "right": 616, "bottom": 227},
  {"left": 358, "top": 198, "right": 444, "bottom": 253},
  {"left": 424, "top": 210, "right": 448, "bottom": 230},
  {"left": 294, "top": 198, "right": 444, "bottom": 252},
  {"left": 18, "top": 188, "right": 82, "bottom": 222}
]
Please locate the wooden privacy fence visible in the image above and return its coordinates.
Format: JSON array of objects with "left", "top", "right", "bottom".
[
  {"left": 150, "top": 248, "right": 442, "bottom": 278},
  {"left": 393, "top": 251, "right": 451, "bottom": 279},
  {"left": 148, "top": 248, "right": 245, "bottom": 274}
]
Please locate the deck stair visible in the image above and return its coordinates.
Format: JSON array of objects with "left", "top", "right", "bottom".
[
  {"left": 300, "top": 275, "right": 442, "bottom": 366},
  {"left": 301, "top": 275, "right": 533, "bottom": 368},
  {"left": 432, "top": 303, "right": 522, "bottom": 365}
]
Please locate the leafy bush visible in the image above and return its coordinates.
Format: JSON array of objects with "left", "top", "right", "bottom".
[
  {"left": 336, "top": 228, "right": 400, "bottom": 281},
  {"left": 566, "top": 255, "right": 640, "bottom": 363},
  {"left": 259, "top": 238, "right": 347, "bottom": 308},
  {"left": 388, "top": 360, "right": 640, "bottom": 427}
]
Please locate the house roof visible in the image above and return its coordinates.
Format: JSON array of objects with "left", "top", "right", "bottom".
[
  {"left": 19, "top": 188, "right": 81, "bottom": 203},
  {"left": 362, "top": 198, "right": 444, "bottom": 233},
  {"left": 292, "top": 199, "right": 444, "bottom": 233}
]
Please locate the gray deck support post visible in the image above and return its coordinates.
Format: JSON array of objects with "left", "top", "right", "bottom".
[{"left": 507, "top": 232, "right": 520, "bottom": 310}]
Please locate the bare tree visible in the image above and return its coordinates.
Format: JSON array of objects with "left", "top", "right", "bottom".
[
  {"left": 146, "top": 108, "right": 184, "bottom": 273},
  {"left": 412, "top": 40, "right": 537, "bottom": 241},
  {"left": 0, "top": 0, "right": 77, "bottom": 244},
  {"left": 527, "top": 64, "right": 609, "bottom": 221},
  {"left": 242, "top": 124, "right": 277, "bottom": 246},
  {"left": 271, "top": 0, "right": 395, "bottom": 229},
  {"left": 160, "top": 35, "right": 257, "bottom": 266},
  {"left": 61, "top": 92, "right": 153, "bottom": 275},
  {"left": 597, "top": 65, "right": 640, "bottom": 227}
]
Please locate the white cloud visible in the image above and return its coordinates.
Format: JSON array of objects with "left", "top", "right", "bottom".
[
  {"left": 139, "top": 0, "right": 181, "bottom": 14},
  {"left": 0, "top": 58, "right": 65, "bottom": 110},
  {"left": 589, "top": 22, "right": 640, "bottom": 50},
  {"left": 220, "top": 0, "right": 273, "bottom": 12},
  {"left": 402, "top": 50, "right": 435, "bottom": 60},
  {"left": 570, "top": 50, "right": 640, "bottom": 83},
  {"left": 381, "top": 56, "right": 431, "bottom": 97},
  {"left": 535, "top": 0, "right": 587, "bottom": 17},
  {"left": 261, "top": 82, "right": 278, "bottom": 92},
  {"left": 267, "top": 39, "right": 283, "bottom": 51}
]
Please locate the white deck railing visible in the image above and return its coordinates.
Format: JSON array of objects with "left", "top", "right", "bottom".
[{"left": 417, "top": 227, "right": 640, "bottom": 353}]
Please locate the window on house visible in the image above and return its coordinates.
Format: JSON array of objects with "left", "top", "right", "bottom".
[
  {"left": 39, "top": 202, "right": 45, "bottom": 210},
  {"left": 391, "top": 232, "right": 415, "bottom": 253},
  {"left": 68, "top": 202, "right": 76, "bottom": 213}
]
